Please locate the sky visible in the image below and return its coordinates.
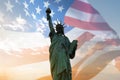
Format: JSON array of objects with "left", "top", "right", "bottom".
[
  {"left": 0, "top": 0, "right": 120, "bottom": 80},
  {"left": 89, "top": 0, "right": 120, "bottom": 37}
]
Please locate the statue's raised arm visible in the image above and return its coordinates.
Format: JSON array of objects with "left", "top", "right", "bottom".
[{"left": 46, "top": 8, "right": 55, "bottom": 37}]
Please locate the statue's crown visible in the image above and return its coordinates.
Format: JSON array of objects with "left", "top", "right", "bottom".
[{"left": 55, "top": 21, "right": 64, "bottom": 29}]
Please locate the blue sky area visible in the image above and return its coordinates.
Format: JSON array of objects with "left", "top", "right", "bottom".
[{"left": 89, "top": 0, "right": 120, "bottom": 37}]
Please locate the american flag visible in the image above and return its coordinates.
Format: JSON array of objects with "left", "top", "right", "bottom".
[{"left": 0, "top": 0, "right": 120, "bottom": 80}]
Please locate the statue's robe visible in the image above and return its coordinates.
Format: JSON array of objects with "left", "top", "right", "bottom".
[
  {"left": 47, "top": 13, "right": 77, "bottom": 80},
  {"left": 49, "top": 33, "right": 72, "bottom": 80}
]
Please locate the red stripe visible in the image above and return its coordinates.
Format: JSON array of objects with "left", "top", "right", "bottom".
[
  {"left": 64, "top": 16, "right": 113, "bottom": 31},
  {"left": 74, "top": 50, "right": 120, "bottom": 80},
  {"left": 71, "top": 0, "right": 98, "bottom": 14},
  {"left": 105, "top": 39, "right": 120, "bottom": 46},
  {"left": 77, "top": 32, "right": 94, "bottom": 48}
]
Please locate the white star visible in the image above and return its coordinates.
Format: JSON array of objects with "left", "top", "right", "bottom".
[
  {"left": 24, "top": 9, "right": 30, "bottom": 16},
  {"left": 42, "top": 17, "right": 48, "bottom": 23},
  {"left": 23, "top": 1, "right": 29, "bottom": 9},
  {"left": 58, "top": 5, "right": 64, "bottom": 12},
  {"left": 31, "top": 13, "right": 36, "bottom": 20},
  {"left": 44, "top": 1, "right": 50, "bottom": 8},
  {"left": 35, "top": 6, "right": 41, "bottom": 14},
  {"left": 55, "top": 0, "right": 61, "bottom": 3},
  {"left": 15, "top": 0, "right": 20, "bottom": 4},
  {"left": 16, "top": 15, "right": 26, "bottom": 25},
  {"left": 30, "top": 0, "right": 35, "bottom": 4},
  {"left": 5, "top": 0, "right": 14, "bottom": 12},
  {"left": 50, "top": 10, "right": 55, "bottom": 17},
  {"left": 15, "top": 0, "right": 18, "bottom": 3}
]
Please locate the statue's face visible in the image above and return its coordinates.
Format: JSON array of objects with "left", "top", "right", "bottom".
[{"left": 56, "top": 25, "right": 64, "bottom": 34}]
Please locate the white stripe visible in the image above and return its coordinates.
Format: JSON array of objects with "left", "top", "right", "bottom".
[
  {"left": 79, "top": 0, "right": 89, "bottom": 3},
  {"left": 76, "top": 47, "right": 120, "bottom": 76},
  {"left": 65, "top": 8, "right": 105, "bottom": 23},
  {"left": 65, "top": 27, "right": 85, "bottom": 41},
  {"left": 66, "top": 27, "right": 117, "bottom": 42},
  {"left": 91, "top": 64, "right": 120, "bottom": 80}
]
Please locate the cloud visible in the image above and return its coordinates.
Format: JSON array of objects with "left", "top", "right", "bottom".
[
  {"left": 0, "top": 11, "right": 32, "bottom": 32},
  {"left": 36, "top": 17, "right": 48, "bottom": 33},
  {"left": 1, "top": 15, "right": 33, "bottom": 32},
  {"left": 16, "top": 15, "right": 27, "bottom": 25},
  {"left": 118, "top": 33, "right": 120, "bottom": 38},
  {"left": 0, "top": 28, "right": 50, "bottom": 51},
  {"left": 0, "top": 11, "right": 5, "bottom": 24}
]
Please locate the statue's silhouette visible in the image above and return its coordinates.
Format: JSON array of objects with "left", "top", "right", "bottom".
[{"left": 46, "top": 8, "right": 78, "bottom": 80}]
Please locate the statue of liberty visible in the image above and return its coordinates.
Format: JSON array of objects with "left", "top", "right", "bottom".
[{"left": 46, "top": 8, "right": 78, "bottom": 80}]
